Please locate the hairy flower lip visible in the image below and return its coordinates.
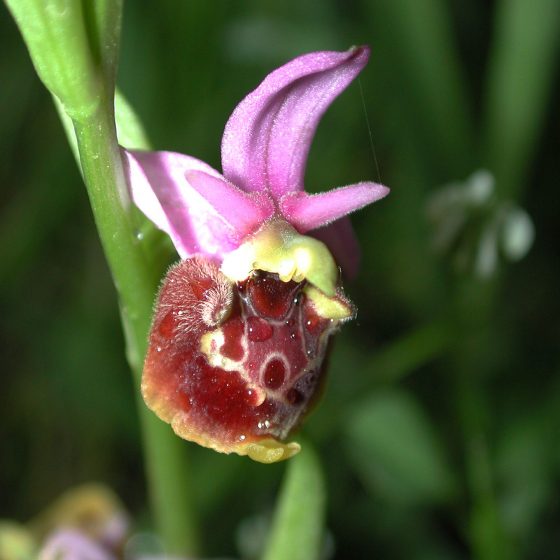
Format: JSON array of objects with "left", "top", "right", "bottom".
[{"left": 141, "top": 259, "right": 349, "bottom": 463}]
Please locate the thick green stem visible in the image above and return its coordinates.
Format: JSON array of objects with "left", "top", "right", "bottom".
[
  {"left": 5, "top": 1, "right": 199, "bottom": 551},
  {"left": 71, "top": 102, "right": 199, "bottom": 555},
  {"left": 135, "top": 398, "right": 200, "bottom": 555}
]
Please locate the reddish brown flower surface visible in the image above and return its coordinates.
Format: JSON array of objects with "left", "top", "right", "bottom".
[{"left": 142, "top": 257, "right": 353, "bottom": 463}]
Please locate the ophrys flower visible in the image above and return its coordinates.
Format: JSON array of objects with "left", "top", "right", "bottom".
[{"left": 123, "top": 46, "right": 389, "bottom": 463}]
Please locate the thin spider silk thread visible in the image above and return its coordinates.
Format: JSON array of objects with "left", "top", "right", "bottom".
[{"left": 358, "top": 77, "right": 382, "bottom": 184}]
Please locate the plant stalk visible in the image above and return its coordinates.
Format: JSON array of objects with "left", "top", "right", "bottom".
[{"left": 72, "top": 98, "right": 199, "bottom": 556}]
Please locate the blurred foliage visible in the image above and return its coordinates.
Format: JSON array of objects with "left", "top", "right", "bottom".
[{"left": 1, "top": 1, "right": 560, "bottom": 559}]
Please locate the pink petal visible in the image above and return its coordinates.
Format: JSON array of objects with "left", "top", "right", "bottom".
[
  {"left": 185, "top": 170, "right": 275, "bottom": 235},
  {"left": 311, "top": 218, "right": 361, "bottom": 280},
  {"left": 280, "top": 182, "right": 389, "bottom": 232},
  {"left": 221, "top": 46, "right": 370, "bottom": 199},
  {"left": 39, "top": 530, "right": 114, "bottom": 560},
  {"left": 123, "top": 150, "right": 267, "bottom": 259}
]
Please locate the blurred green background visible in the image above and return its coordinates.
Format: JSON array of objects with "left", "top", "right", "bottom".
[{"left": 1, "top": 1, "right": 559, "bottom": 558}]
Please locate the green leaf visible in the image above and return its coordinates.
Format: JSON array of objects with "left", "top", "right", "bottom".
[
  {"left": 496, "top": 411, "right": 555, "bottom": 543},
  {"left": 6, "top": 0, "right": 102, "bottom": 120},
  {"left": 83, "top": 0, "right": 123, "bottom": 86},
  {"left": 345, "top": 390, "right": 455, "bottom": 506},
  {"left": 483, "top": 0, "right": 560, "bottom": 199},
  {"left": 263, "top": 443, "right": 326, "bottom": 560},
  {"left": 115, "top": 88, "right": 151, "bottom": 150}
]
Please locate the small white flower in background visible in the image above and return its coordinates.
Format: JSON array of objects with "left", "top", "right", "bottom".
[{"left": 427, "top": 170, "right": 535, "bottom": 278}]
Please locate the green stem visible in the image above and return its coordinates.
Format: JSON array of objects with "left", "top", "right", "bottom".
[
  {"left": 451, "top": 278, "right": 512, "bottom": 560},
  {"left": 70, "top": 102, "right": 199, "bottom": 556},
  {"left": 6, "top": 0, "right": 199, "bottom": 553},
  {"left": 263, "top": 442, "right": 326, "bottom": 560},
  {"left": 458, "top": 377, "right": 511, "bottom": 560},
  {"left": 135, "top": 398, "right": 200, "bottom": 555}
]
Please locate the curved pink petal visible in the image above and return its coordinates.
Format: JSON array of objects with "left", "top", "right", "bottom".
[
  {"left": 185, "top": 170, "right": 275, "bottom": 235},
  {"left": 123, "top": 149, "right": 262, "bottom": 259},
  {"left": 221, "top": 46, "right": 370, "bottom": 198},
  {"left": 280, "top": 182, "right": 389, "bottom": 232},
  {"left": 311, "top": 218, "right": 361, "bottom": 280}
]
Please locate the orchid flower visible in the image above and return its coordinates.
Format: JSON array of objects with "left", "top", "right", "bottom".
[
  {"left": 39, "top": 529, "right": 194, "bottom": 560},
  {"left": 122, "top": 46, "right": 389, "bottom": 464}
]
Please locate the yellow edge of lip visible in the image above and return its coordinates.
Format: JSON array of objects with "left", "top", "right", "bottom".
[
  {"left": 244, "top": 439, "right": 301, "bottom": 464},
  {"left": 144, "top": 363, "right": 302, "bottom": 465},
  {"left": 165, "top": 409, "right": 301, "bottom": 464},
  {"left": 303, "top": 284, "right": 354, "bottom": 320}
]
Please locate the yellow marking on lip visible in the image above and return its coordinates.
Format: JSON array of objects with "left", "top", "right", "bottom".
[
  {"left": 303, "top": 285, "right": 355, "bottom": 321},
  {"left": 221, "top": 219, "right": 338, "bottom": 296}
]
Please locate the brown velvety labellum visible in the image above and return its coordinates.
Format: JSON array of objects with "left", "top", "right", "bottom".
[{"left": 141, "top": 257, "right": 351, "bottom": 460}]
